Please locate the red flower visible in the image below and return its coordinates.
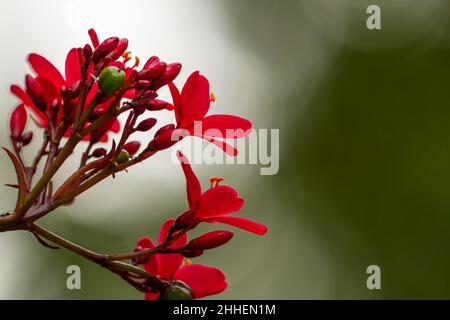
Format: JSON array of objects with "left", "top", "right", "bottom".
[
  {"left": 10, "top": 29, "right": 120, "bottom": 142},
  {"left": 150, "top": 72, "right": 252, "bottom": 155},
  {"left": 176, "top": 151, "right": 267, "bottom": 235},
  {"left": 137, "top": 219, "right": 227, "bottom": 300}
]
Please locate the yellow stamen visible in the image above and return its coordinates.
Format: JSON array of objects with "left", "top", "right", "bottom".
[
  {"left": 209, "top": 176, "right": 224, "bottom": 188},
  {"left": 210, "top": 92, "right": 216, "bottom": 102},
  {"left": 183, "top": 259, "right": 192, "bottom": 266},
  {"left": 132, "top": 56, "right": 140, "bottom": 68},
  {"left": 122, "top": 51, "right": 132, "bottom": 64}
]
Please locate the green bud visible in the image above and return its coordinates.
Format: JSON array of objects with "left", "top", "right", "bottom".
[
  {"left": 159, "top": 281, "right": 194, "bottom": 300},
  {"left": 98, "top": 66, "right": 125, "bottom": 95},
  {"left": 116, "top": 150, "right": 130, "bottom": 164}
]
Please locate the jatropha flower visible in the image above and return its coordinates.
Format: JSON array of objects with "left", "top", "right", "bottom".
[
  {"left": 149, "top": 72, "right": 252, "bottom": 155},
  {"left": 2, "top": 28, "right": 266, "bottom": 300},
  {"left": 174, "top": 151, "right": 268, "bottom": 235},
  {"left": 136, "top": 219, "right": 227, "bottom": 300}
]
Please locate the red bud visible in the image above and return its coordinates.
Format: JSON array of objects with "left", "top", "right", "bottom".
[
  {"left": 136, "top": 118, "right": 157, "bottom": 132},
  {"left": 83, "top": 44, "right": 93, "bottom": 59},
  {"left": 134, "top": 80, "right": 152, "bottom": 89},
  {"left": 182, "top": 250, "right": 204, "bottom": 258},
  {"left": 151, "top": 63, "right": 182, "bottom": 90},
  {"left": 107, "top": 38, "right": 128, "bottom": 61},
  {"left": 10, "top": 104, "right": 27, "bottom": 139},
  {"left": 185, "top": 231, "right": 234, "bottom": 251},
  {"left": 173, "top": 210, "right": 200, "bottom": 231},
  {"left": 20, "top": 131, "right": 33, "bottom": 146},
  {"left": 154, "top": 123, "right": 175, "bottom": 137},
  {"left": 146, "top": 99, "right": 169, "bottom": 111},
  {"left": 148, "top": 128, "right": 187, "bottom": 152},
  {"left": 25, "top": 75, "right": 46, "bottom": 111},
  {"left": 92, "top": 37, "right": 119, "bottom": 63},
  {"left": 143, "top": 56, "right": 160, "bottom": 69},
  {"left": 137, "top": 62, "right": 167, "bottom": 81},
  {"left": 123, "top": 141, "right": 141, "bottom": 156},
  {"left": 92, "top": 148, "right": 107, "bottom": 158}
]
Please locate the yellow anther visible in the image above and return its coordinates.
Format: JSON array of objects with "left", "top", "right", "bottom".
[
  {"left": 210, "top": 92, "right": 216, "bottom": 102},
  {"left": 209, "top": 176, "right": 224, "bottom": 188},
  {"left": 133, "top": 56, "right": 140, "bottom": 68},
  {"left": 183, "top": 259, "right": 192, "bottom": 266}
]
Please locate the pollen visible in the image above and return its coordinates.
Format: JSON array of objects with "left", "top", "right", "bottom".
[
  {"left": 210, "top": 176, "right": 224, "bottom": 188},
  {"left": 183, "top": 259, "right": 192, "bottom": 266},
  {"left": 122, "top": 51, "right": 132, "bottom": 64},
  {"left": 132, "top": 56, "right": 140, "bottom": 68},
  {"left": 210, "top": 92, "right": 216, "bottom": 102}
]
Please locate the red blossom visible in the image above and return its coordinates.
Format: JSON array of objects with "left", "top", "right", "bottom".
[
  {"left": 137, "top": 219, "right": 227, "bottom": 300},
  {"left": 175, "top": 151, "right": 268, "bottom": 235},
  {"left": 10, "top": 29, "right": 122, "bottom": 143},
  {"left": 149, "top": 72, "right": 252, "bottom": 155}
]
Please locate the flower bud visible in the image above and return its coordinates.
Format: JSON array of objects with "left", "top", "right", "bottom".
[
  {"left": 98, "top": 66, "right": 125, "bottom": 95},
  {"left": 92, "top": 148, "right": 107, "bottom": 158},
  {"left": 133, "top": 80, "right": 152, "bottom": 89},
  {"left": 83, "top": 44, "right": 93, "bottom": 59},
  {"left": 182, "top": 249, "right": 204, "bottom": 258},
  {"left": 146, "top": 99, "right": 169, "bottom": 111},
  {"left": 143, "top": 56, "right": 160, "bottom": 69},
  {"left": 185, "top": 231, "right": 234, "bottom": 251},
  {"left": 20, "top": 131, "right": 33, "bottom": 146},
  {"left": 135, "top": 118, "right": 157, "bottom": 132},
  {"left": 123, "top": 141, "right": 141, "bottom": 156},
  {"left": 88, "top": 108, "right": 108, "bottom": 122},
  {"left": 151, "top": 63, "right": 182, "bottom": 90},
  {"left": 159, "top": 281, "right": 193, "bottom": 300},
  {"left": 116, "top": 150, "right": 130, "bottom": 164},
  {"left": 133, "top": 105, "right": 146, "bottom": 116},
  {"left": 9, "top": 104, "right": 27, "bottom": 139},
  {"left": 137, "top": 62, "right": 167, "bottom": 81},
  {"left": 154, "top": 124, "right": 175, "bottom": 137},
  {"left": 92, "top": 37, "right": 119, "bottom": 63},
  {"left": 25, "top": 75, "right": 46, "bottom": 111},
  {"left": 173, "top": 210, "right": 200, "bottom": 231},
  {"left": 148, "top": 128, "right": 187, "bottom": 152},
  {"left": 106, "top": 38, "right": 128, "bottom": 61}
]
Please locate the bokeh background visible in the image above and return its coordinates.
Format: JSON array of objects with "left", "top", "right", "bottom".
[{"left": 1, "top": 0, "right": 450, "bottom": 299}]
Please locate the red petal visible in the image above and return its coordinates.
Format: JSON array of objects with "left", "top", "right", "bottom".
[
  {"left": 205, "top": 215, "right": 268, "bottom": 235},
  {"left": 201, "top": 136, "right": 238, "bottom": 156},
  {"left": 88, "top": 28, "right": 100, "bottom": 48},
  {"left": 37, "top": 76, "right": 60, "bottom": 106},
  {"left": 174, "top": 264, "right": 227, "bottom": 299},
  {"left": 180, "top": 71, "right": 210, "bottom": 127},
  {"left": 65, "top": 48, "right": 81, "bottom": 86},
  {"left": 28, "top": 53, "right": 65, "bottom": 88},
  {"left": 201, "top": 115, "right": 252, "bottom": 138},
  {"left": 10, "top": 85, "right": 47, "bottom": 127},
  {"left": 136, "top": 236, "right": 159, "bottom": 275},
  {"left": 156, "top": 219, "right": 187, "bottom": 280},
  {"left": 168, "top": 82, "right": 182, "bottom": 123},
  {"left": 177, "top": 151, "right": 202, "bottom": 210},
  {"left": 197, "top": 185, "right": 244, "bottom": 218}
]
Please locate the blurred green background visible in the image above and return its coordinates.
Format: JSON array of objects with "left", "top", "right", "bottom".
[{"left": 1, "top": 0, "right": 450, "bottom": 299}]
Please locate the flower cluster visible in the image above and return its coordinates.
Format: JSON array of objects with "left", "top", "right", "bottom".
[{"left": 2, "top": 29, "right": 266, "bottom": 299}]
